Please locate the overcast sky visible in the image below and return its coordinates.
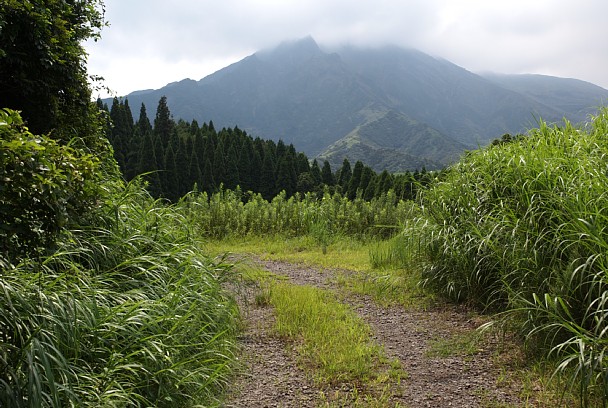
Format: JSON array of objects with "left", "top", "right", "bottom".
[{"left": 85, "top": 0, "right": 608, "bottom": 99}]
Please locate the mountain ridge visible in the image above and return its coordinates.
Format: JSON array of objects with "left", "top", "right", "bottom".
[{"left": 110, "top": 36, "right": 608, "bottom": 171}]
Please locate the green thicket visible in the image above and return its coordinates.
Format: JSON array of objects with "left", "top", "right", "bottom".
[
  {"left": 181, "top": 187, "right": 417, "bottom": 240},
  {"left": 1, "top": 1, "right": 239, "bottom": 406},
  {"left": 0, "top": 176, "right": 238, "bottom": 407},
  {"left": 0, "top": 109, "right": 103, "bottom": 260},
  {"left": 414, "top": 111, "right": 608, "bottom": 406},
  {"left": 103, "top": 97, "right": 432, "bottom": 202},
  {"left": 0, "top": 0, "right": 108, "bottom": 151}
]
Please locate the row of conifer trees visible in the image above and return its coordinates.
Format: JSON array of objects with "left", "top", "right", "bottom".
[{"left": 100, "top": 96, "right": 433, "bottom": 202}]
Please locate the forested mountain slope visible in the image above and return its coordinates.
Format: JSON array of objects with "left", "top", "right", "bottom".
[{"left": 115, "top": 37, "right": 608, "bottom": 170}]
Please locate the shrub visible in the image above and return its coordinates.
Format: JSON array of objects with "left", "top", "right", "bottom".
[{"left": 0, "top": 109, "right": 103, "bottom": 261}]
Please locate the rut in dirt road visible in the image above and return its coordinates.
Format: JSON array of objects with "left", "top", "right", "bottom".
[{"left": 225, "top": 259, "right": 523, "bottom": 407}]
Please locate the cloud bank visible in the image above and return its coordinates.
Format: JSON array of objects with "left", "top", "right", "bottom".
[{"left": 86, "top": 0, "right": 608, "bottom": 97}]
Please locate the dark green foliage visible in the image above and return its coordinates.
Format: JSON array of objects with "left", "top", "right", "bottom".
[
  {"left": 0, "top": 0, "right": 107, "bottom": 151},
  {"left": 224, "top": 144, "right": 240, "bottom": 190},
  {"left": 337, "top": 158, "right": 352, "bottom": 190},
  {"left": 104, "top": 97, "right": 433, "bottom": 202},
  {"left": 237, "top": 138, "right": 254, "bottom": 190},
  {"left": 259, "top": 147, "right": 277, "bottom": 200},
  {"left": 0, "top": 109, "right": 103, "bottom": 261},
  {"left": 296, "top": 152, "right": 311, "bottom": 173},
  {"left": 297, "top": 172, "right": 316, "bottom": 194},
  {"left": 310, "top": 159, "right": 322, "bottom": 186},
  {"left": 188, "top": 148, "right": 203, "bottom": 191},
  {"left": 201, "top": 158, "right": 215, "bottom": 195},
  {"left": 163, "top": 144, "right": 179, "bottom": 201},
  {"left": 154, "top": 96, "right": 174, "bottom": 144},
  {"left": 213, "top": 137, "right": 227, "bottom": 188},
  {"left": 358, "top": 166, "right": 374, "bottom": 198},
  {"left": 321, "top": 160, "right": 335, "bottom": 186},
  {"left": 276, "top": 156, "right": 297, "bottom": 196},
  {"left": 347, "top": 161, "right": 364, "bottom": 200},
  {"left": 136, "top": 103, "right": 153, "bottom": 136}
]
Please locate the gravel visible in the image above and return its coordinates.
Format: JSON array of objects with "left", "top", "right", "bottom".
[{"left": 223, "top": 259, "right": 523, "bottom": 407}]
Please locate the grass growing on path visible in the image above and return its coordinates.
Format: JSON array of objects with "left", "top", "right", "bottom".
[
  {"left": 269, "top": 281, "right": 384, "bottom": 385},
  {"left": 204, "top": 235, "right": 372, "bottom": 271},
  {"left": 205, "top": 234, "right": 428, "bottom": 309},
  {"left": 238, "top": 261, "right": 406, "bottom": 405}
]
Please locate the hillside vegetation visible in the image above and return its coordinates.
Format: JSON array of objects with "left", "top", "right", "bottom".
[{"left": 119, "top": 36, "right": 608, "bottom": 168}]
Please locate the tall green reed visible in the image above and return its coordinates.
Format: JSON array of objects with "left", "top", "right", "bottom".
[
  {"left": 0, "top": 180, "right": 239, "bottom": 407},
  {"left": 414, "top": 109, "right": 608, "bottom": 406},
  {"left": 184, "top": 187, "right": 414, "bottom": 241}
]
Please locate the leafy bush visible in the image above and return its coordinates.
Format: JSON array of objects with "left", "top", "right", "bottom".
[
  {"left": 0, "top": 109, "right": 103, "bottom": 261},
  {"left": 415, "top": 109, "right": 608, "bottom": 405}
]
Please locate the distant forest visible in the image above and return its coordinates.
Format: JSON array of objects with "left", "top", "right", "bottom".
[{"left": 100, "top": 96, "right": 434, "bottom": 202}]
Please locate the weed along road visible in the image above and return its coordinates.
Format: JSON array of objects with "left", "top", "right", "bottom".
[{"left": 224, "top": 258, "right": 523, "bottom": 407}]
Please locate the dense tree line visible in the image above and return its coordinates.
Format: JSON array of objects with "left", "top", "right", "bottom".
[{"left": 102, "top": 96, "right": 433, "bottom": 202}]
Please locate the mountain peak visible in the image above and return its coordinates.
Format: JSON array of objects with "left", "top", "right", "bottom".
[
  {"left": 117, "top": 40, "right": 608, "bottom": 170},
  {"left": 256, "top": 36, "right": 323, "bottom": 63}
]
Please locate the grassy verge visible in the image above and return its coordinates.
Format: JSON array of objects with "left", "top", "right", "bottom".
[
  {"left": 205, "top": 234, "right": 429, "bottom": 309},
  {"left": 0, "top": 182, "right": 239, "bottom": 407},
  {"left": 415, "top": 111, "right": 608, "bottom": 406}
]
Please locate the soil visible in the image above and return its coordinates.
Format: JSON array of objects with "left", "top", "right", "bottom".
[{"left": 223, "top": 259, "right": 524, "bottom": 408}]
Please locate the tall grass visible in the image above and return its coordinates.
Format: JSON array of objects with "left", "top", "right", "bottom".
[
  {"left": 0, "top": 180, "right": 239, "bottom": 407},
  {"left": 183, "top": 187, "right": 415, "bottom": 241},
  {"left": 414, "top": 109, "right": 608, "bottom": 405}
]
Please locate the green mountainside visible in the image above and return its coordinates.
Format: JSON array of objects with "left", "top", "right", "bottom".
[
  {"left": 114, "top": 37, "right": 608, "bottom": 171},
  {"left": 318, "top": 110, "right": 467, "bottom": 171},
  {"left": 481, "top": 73, "right": 608, "bottom": 115}
]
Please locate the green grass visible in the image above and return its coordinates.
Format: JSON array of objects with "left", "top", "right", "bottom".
[
  {"left": 415, "top": 109, "right": 608, "bottom": 406},
  {"left": 426, "top": 331, "right": 485, "bottom": 358},
  {"left": 269, "top": 281, "right": 383, "bottom": 384},
  {"left": 0, "top": 181, "right": 239, "bottom": 407},
  {"left": 206, "top": 234, "right": 431, "bottom": 309},
  {"left": 235, "top": 260, "right": 407, "bottom": 404},
  {"left": 204, "top": 235, "right": 374, "bottom": 271}
]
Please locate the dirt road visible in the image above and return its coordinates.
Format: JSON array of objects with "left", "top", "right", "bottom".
[{"left": 224, "top": 259, "right": 523, "bottom": 407}]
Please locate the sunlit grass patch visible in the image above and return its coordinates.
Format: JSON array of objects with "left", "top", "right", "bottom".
[
  {"left": 269, "top": 281, "right": 383, "bottom": 384},
  {"left": 204, "top": 235, "right": 374, "bottom": 271},
  {"left": 336, "top": 268, "right": 428, "bottom": 308},
  {"left": 426, "top": 330, "right": 485, "bottom": 358},
  {"left": 242, "top": 271, "right": 407, "bottom": 403}
]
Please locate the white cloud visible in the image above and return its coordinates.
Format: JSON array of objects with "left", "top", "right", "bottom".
[{"left": 85, "top": 0, "right": 608, "bottom": 97}]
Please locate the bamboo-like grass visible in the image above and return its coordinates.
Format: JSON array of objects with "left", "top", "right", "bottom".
[
  {"left": 415, "top": 109, "right": 608, "bottom": 406},
  {"left": 183, "top": 187, "right": 414, "bottom": 240},
  {"left": 0, "top": 180, "right": 239, "bottom": 407}
]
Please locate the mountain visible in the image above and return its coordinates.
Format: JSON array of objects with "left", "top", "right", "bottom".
[
  {"left": 481, "top": 73, "right": 608, "bottom": 116},
  {"left": 114, "top": 37, "right": 608, "bottom": 171},
  {"left": 317, "top": 110, "right": 467, "bottom": 172}
]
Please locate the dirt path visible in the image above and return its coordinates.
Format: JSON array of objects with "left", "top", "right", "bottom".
[{"left": 224, "top": 259, "right": 523, "bottom": 407}]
